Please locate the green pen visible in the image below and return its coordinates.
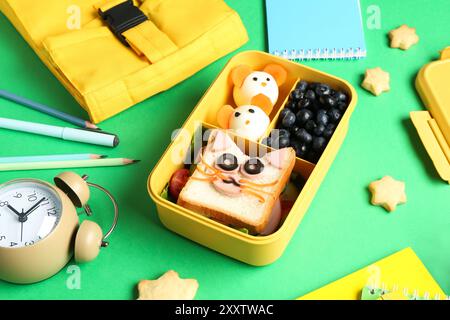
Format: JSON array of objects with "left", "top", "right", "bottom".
[{"left": 0, "top": 117, "right": 119, "bottom": 148}]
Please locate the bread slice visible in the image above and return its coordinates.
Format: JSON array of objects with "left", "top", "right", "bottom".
[{"left": 178, "top": 130, "right": 295, "bottom": 234}]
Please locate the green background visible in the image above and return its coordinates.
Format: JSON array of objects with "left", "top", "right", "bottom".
[{"left": 0, "top": 0, "right": 448, "bottom": 299}]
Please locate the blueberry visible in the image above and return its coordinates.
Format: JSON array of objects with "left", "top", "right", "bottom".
[
  {"left": 319, "top": 95, "right": 337, "bottom": 108},
  {"left": 308, "top": 82, "right": 319, "bottom": 91},
  {"left": 289, "top": 90, "right": 297, "bottom": 100},
  {"left": 279, "top": 108, "right": 290, "bottom": 119},
  {"left": 281, "top": 110, "right": 296, "bottom": 128},
  {"left": 323, "top": 130, "right": 333, "bottom": 139},
  {"left": 298, "top": 98, "right": 311, "bottom": 109},
  {"left": 313, "top": 124, "right": 325, "bottom": 136},
  {"left": 337, "top": 101, "right": 348, "bottom": 112},
  {"left": 278, "top": 136, "right": 290, "bottom": 148},
  {"left": 334, "top": 91, "right": 348, "bottom": 102},
  {"left": 328, "top": 108, "right": 342, "bottom": 123},
  {"left": 296, "top": 80, "right": 309, "bottom": 92},
  {"left": 290, "top": 89, "right": 304, "bottom": 101},
  {"left": 270, "top": 129, "right": 290, "bottom": 144},
  {"left": 316, "top": 110, "right": 329, "bottom": 126},
  {"left": 312, "top": 136, "right": 327, "bottom": 152},
  {"left": 305, "top": 89, "right": 316, "bottom": 101},
  {"left": 272, "top": 136, "right": 282, "bottom": 147},
  {"left": 305, "top": 120, "right": 317, "bottom": 133},
  {"left": 290, "top": 126, "right": 301, "bottom": 136},
  {"left": 323, "top": 123, "right": 336, "bottom": 139},
  {"left": 286, "top": 100, "right": 297, "bottom": 110},
  {"left": 278, "top": 128, "right": 291, "bottom": 138},
  {"left": 318, "top": 97, "right": 330, "bottom": 109},
  {"left": 295, "top": 108, "right": 314, "bottom": 125},
  {"left": 295, "top": 128, "right": 313, "bottom": 144},
  {"left": 291, "top": 140, "right": 308, "bottom": 158},
  {"left": 315, "top": 83, "right": 331, "bottom": 97},
  {"left": 328, "top": 96, "right": 338, "bottom": 108}
]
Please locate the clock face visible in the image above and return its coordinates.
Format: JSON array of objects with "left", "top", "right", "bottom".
[{"left": 0, "top": 180, "right": 63, "bottom": 248}]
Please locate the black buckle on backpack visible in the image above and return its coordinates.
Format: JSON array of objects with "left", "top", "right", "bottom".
[{"left": 98, "top": 0, "right": 148, "bottom": 46}]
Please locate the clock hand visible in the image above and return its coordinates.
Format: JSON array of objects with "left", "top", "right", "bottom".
[
  {"left": 6, "top": 204, "right": 22, "bottom": 219},
  {"left": 20, "top": 210, "right": 24, "bottom": 242},
  {"left": 24, "top": 197, "right": 46, "bottom": 215},
  {"left": 20, "top": 197, "right": 47, "bottom": 222}
]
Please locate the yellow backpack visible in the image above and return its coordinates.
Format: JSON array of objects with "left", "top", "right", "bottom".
[{"left": 0, "top": 0, "right": 248, "bottom": 123}]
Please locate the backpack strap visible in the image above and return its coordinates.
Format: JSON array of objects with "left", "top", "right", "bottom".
[{"left": 96, "top": 0, "right": 177, "bottom": 63}]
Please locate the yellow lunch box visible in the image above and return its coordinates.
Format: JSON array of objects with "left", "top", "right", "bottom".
[
  {"left": 411, "top": 47, "right": 450, "bottom": 183},
  {"left": 147, "top": 51, "right": 358, "bottom": 266}
]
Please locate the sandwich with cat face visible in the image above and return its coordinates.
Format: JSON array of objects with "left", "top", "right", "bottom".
[{"left": 177, "top": 130, "right": 295, "bottom": 235}]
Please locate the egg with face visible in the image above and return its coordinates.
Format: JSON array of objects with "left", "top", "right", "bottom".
[
  {"left": 228, "top": 105, "right": 270, "bottom": 141},
  {"left": 233, "top": 71, "right": 280, "bottom": 108},
  {"left": 230, "top": 64, "right": 287, "bottom": 115}
]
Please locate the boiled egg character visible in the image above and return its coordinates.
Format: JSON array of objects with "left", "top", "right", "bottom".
[
  {"left": 230, "top": 64, "right": 287, "bottom": 115},
  {"left": 229, "top": 105, "right": 270, "bottom": 141},
  {"left": 234, "top": 71, "right": 280, "bottom": 108}
]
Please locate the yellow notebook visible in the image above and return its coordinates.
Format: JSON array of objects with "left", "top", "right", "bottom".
[{"left": 299, "top": 248, "right": 447, "bottom": 300}]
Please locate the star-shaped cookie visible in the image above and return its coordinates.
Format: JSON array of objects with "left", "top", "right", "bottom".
[
  {"left": 389, "top": 25, "right": 419, "bottom": 50},
  {"left": 369, "top": 176, "right": 407, "bottom": 212},
  {"left": 362, "top": 67, "right": 390, "bottom": 96},
  {"left": 137, "top": 270, "right": 199, "bottom": 300}
]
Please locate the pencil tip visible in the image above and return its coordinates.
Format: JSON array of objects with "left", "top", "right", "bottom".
[
  {"left": 123, "top": 159, "right": 141, "bottom": 165},
  {"left": 85, "top": 121, "right": 100, "bottom": 130},
  {"left": 91, "top": 154, "right": 108, "bottom": 159}
]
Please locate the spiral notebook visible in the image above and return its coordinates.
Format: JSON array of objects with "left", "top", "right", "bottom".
[
  {"left": 298, "top": 248, "right": 448, "bottom": 300},
  {"left": 266, "top": 0, "right": 367, "bottom": 60}
]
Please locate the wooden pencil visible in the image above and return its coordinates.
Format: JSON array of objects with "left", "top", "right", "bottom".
[
  {"left": 0, "top": 89, "right": 99, "bottom": 129},
  {"left": 0, "top": 154, "right": 106, "bottom": 164},
  {"left": 0, "top": 158, "right": 139, "bottom": 171}
]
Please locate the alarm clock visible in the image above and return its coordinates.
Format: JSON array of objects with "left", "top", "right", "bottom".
[{"left": 0, "top": 172, "right": 118, "bottom": 284}]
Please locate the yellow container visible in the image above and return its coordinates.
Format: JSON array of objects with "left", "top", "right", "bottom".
[
  {"left": 411, "top": 47, "right": 450, "bottom": 183},
  {"left": 148, "top": 51, "right": 358, "bottom": 266}
]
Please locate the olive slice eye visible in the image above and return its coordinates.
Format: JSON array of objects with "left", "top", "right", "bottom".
[
  {"left": 252, "top": 77, "right": 258, "bottom": 81},
  {"left": 243, "top": 158, "right": 264, "bottom": 175},
  {"left": 216, "top": 153, "right": 239, "bottom": 171},
  {"left": 266, "top": 78, "right": 271, "bottom": 82},
  {"left": 234, "top": 112, "right": 241, "bottom": 117},
  {"left": 248, "top": 108, "right": 255, "bottom": 113}
]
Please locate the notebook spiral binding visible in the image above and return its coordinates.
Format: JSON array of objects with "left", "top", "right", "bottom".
[
  {"left": 366, "top": 283, "right": 450, "bottom": 300},
  {"left": 273, "top": 47, "right": 367, "bottom": 61}
]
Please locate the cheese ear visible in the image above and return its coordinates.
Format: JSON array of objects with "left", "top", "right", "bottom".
[
  {"left": 264, "top": 147, "right": 293, "bottom": 169},
  {"left": 230, "top": 65, "right": 252, "bottom": 88},
  {"left": 264, "top": 64, "right": 287, "bottom": 86},
  {"left": 211, "top": 129, "right": 235, "bottom": 152},
  {"left": 216, "top": 105, "right": 235, "bottom": 129},
  {"left": 251, "top": 94, "right": 273, "bottom": 115}
]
